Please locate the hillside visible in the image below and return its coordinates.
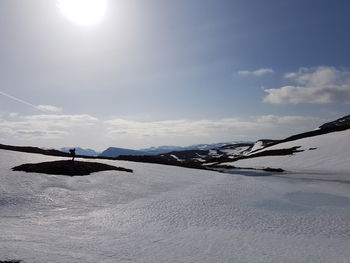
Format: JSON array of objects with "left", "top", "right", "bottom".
[
  {"left": 224, "top": 128, "right": 350, "bottom": 174},
  {"left": 319, "top": 114, "right": 350, "bottom": 129}
]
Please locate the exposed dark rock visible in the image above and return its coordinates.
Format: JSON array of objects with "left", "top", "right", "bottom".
[
  {"left": 263, "top": 167, "right": 284, "bottom": 172},
  {"left": 12, "top": 160, "right": 132, "bottom": 176},
  {"left": 247, "top": 139, "right": 281, "bottom": 154},
  {"left": 159, "top": 150, "right": 210, "bottom": 162},
  {"left": 0, "top": 143, "right": 70, "bottom": 157},
  {"left": 319, "top": 114, "right": 350, "bottom": 129},
  {"left": 275, "top": 122, "right": 350, "bottom": 145},
  {"left": 248, "top": 146, "right": 304, "bottom": 158},
  {"left": 219, "top": 143, "right": 254, "bottom": 149}
]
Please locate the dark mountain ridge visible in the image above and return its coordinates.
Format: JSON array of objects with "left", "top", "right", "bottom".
[
  {"left": 99, "top": 147, "right": 148, "bottom": 157},
  {"left": 319, "top": 114, "right": 350, "bottom": 129}
]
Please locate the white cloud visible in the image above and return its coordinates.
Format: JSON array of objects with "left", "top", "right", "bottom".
[
  {"left": 15, "top": 130, "right": 69, "bottom": 140},
  {"left": 37, "top": 105, "right": 62, "bottom": 112},
  {"left": 9, "top": 112, "right": 19, "bottom": 118},
  {"left": 24, "top": 114, "right": 98, "bottom": 126},
  {"left": 105, "top": 118, "right": 264, "bottom": 138},
  {"left": 264, "top": 66, "right": 350, "bottom": 104},
  {"left": 238, "top": 68, "right": 274, "bottom": 76},
  {"left": 0, "top": 114, "right": 98, "bottom": 139},
  {"left": 104, "top": 115, "right": 321, "bottom": 139},
  {"left": 257, "top": 115, "right": 319, "bottom": 124}
]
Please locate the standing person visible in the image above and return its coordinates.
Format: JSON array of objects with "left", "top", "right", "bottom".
[{"left": 69, "top": 148, "right": 76, "bottom": 162}]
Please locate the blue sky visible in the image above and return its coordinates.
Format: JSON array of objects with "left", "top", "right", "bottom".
[{"left": 1, "top": 0, "right": 350, "bottom": 150}]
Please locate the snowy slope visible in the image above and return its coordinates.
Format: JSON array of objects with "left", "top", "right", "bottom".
[
  {"left": 220, "top": 146, "right": 251, "bottom": 156},
  {"left": 1, "top": 149, "right": 350, "bottom": 262},
  {"left": 228, "top": 129, "right": 350, "bottom": 174},
  {"left": 249, "top": 140, "right": 264, "bottom": 152}
]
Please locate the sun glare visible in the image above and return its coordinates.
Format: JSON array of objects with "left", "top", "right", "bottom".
[{"left": 57, "top": 0, "right": 107, "bottom": 26}]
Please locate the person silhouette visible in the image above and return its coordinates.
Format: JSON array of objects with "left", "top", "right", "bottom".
[{"left": 69, "top": 148, "right": 76, "bottom": 162}]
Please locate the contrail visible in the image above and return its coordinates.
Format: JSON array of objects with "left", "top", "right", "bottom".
[{"left": 0, "top": 90, "right": 45, "bottom": 112}]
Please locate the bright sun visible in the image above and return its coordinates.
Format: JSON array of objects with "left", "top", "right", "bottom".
[{"left": 57, "top": 0, "right": 107, "bottom": 26}]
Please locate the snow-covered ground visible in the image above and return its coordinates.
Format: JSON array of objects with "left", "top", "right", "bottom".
[
  {"left": 227, "top": 129, "right": 350, "bottom": 175},
  {"left": 248, "top": 140, "right": 264, "bottom": 153},
  {"left": 220, "top": 146, "right": 251, "bottom": 156},
  {"left": 1, "top": 149, "right": 350, "bottom": 262}
]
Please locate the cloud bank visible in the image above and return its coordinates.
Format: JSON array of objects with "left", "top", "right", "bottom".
[
  {"left": 0, "top": 113, "right": 322, "bottom": 149},
  {"left": 0, "top": 114, "right": 98, "bottom": 140},
  {"left": 104, "top": 115, "right": 320, "bottom": 139},
  {"left": 37, "top": 105, "right": 62, "bottom": 112},
  {"left": 238, "top": 68, "right": 274, "bottom": 76},
  {"left": 264, "top": 66, "right": 350, "bottom": 104}
]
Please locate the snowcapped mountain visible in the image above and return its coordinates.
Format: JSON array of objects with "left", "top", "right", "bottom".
[
  {"left": 99, "top": 147, "right": 148, "bottom": 157},
  {"left": 140, "top": 141, "right": 254, "bottom": 155},
  {"left": 59, "top": 147, "right": 100, "bottom": 156},
  {"left": 99, "top": 142, "right": 253, "bottom": 158},
  {"left": 140, "top": 145, "right": 186, "bottom": 155},
  {"left": 154, "top": 143, "right": 254, "bottom": 163}
]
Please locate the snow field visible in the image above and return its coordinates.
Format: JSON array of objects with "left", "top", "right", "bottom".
[
  {"left": 229, "top": 129, "right": 350, "bottom": 175},
  {"left": 1, "top": 149, "right": 350, "bottom": 262}
]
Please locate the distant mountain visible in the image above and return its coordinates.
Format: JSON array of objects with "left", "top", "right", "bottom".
[
  {"left": 99, "top": 147, "right": 148, "bottom": 157},
  {"left": 319, "top": 114, "right": 350, "bottom": 129},
  {"left": 59, "top": 147, "right": 100, "bottom": 156},
  {"left": 117, "top": 114, "right": 350, "bottom": 167},
  {"left": 140, "top": 142, "right": 252, "bottom": 155},
  {"left": 99, "top": 142, "right": 253, "bottom": 158},
  {"left": 140, "top": 146, "right": 187, "bottom": 155},
  {"left": 116, "top": 142, "right": 254, "bottom": 165},
  {"left": 156, "top": 142, "right": 254, "bottom": 163},
  {"left": 2, "top": 114, "right": 350, "bottom": 173}
]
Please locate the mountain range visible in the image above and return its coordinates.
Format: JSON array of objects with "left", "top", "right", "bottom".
[
  {"left": 113, "top": 114, "right": 350, "bottom": 170},
  {"left": 98, "top": 142, "right": 252, "bottom": 158},
  {"left": 58, "top": 114, "right": 350, "bottom": 160},
  {"left": 2, "top": 114, "right": 349, "bottom": 172}
]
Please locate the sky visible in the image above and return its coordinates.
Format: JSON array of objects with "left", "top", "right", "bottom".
[{"left": 0, "top": 0, "right": 350, "bottom": 151}]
